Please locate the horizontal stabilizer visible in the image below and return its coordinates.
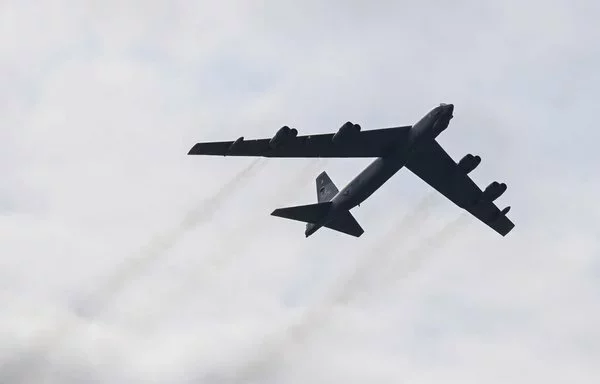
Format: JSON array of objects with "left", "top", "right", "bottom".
[
  {"left": 324, "top": 210, "right": 364, "bottom": 237},
  {"left": 271, "top": 202, "right": 333, "bottom": 224}
]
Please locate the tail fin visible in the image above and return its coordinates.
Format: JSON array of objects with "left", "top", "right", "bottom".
[
  {"left": 271, "top": 202, "right": 333, "bottom": 224},
  {"left": 316, "top": 171, "right": 339, "bottom": 202}
]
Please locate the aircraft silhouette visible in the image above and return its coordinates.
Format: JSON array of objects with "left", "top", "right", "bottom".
[{"left": 188, "top": 104, "right": 513, "bottom": 238}]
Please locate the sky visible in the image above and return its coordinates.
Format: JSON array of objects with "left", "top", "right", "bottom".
[{"left": 1, "top": 0, "right": 599, "bottom": 383}]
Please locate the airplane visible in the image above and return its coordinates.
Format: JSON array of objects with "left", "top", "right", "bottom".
[{"left": 187, "top": 103, "right": 514, "bottom": 238}]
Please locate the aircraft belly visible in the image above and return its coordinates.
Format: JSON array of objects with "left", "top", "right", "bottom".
[
  {"left": 339, "top": 157, "right": 406, "bottom": 209},
  {"left": 355, "top": 170, "right": 397, "bottom": 203}
]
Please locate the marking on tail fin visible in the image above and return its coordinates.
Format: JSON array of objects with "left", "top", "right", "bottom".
[{"left": 316, "top": 171, "right": 339, "bottom": 202}]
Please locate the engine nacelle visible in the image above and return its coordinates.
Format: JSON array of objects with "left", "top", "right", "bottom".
[
  {"left": 332, "top": 121, "right": 361, "bottom": 144},
  {"left": 457, "top": 154, "right": 481, "bottom": 174},
  {"left": 227, "top": 136, "right": 244, "bottom": 154},
  {"left": 482, "top": 181, "right": 507, "bottom": 201},
  {"left": 269, "top": 126, "right": 298, "bottom": 148},
  {"left": 493, "top": 206, "right": 511, "bottom": 221}
]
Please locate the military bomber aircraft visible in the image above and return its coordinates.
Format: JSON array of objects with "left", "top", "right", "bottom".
[{"left": 188, "top": 104, "right": 514, "bottom": 238}]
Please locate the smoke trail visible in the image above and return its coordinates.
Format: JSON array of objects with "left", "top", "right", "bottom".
[
  {"left": 216, "top": 192, "right": 443, "bottom": 383},
  {"left": 125, "top": 158, "right": 329, "bottom": 327},
  {"left": 237, "top": 214, "right": 472, "bottom": 384},
  {"left": 2, "top": 159, "right": 266, "bottom": 384},
  {"left": 195, "top": 158, "right": 329, "bottom": 268},
  {"left": 288, "top": 214, "right": 470, "bottom": 346},
  {"left": 325, "top": 193, "right": 441, "bottom": 306},
  {"left": 83, "top": 158, "right": 266, "bottom": 312},
  {"left": 373, "top": 213, "right": 471, "bottom": 296},
  {"left": 279, "top": 193, "right": 444, "bottom": 342}
]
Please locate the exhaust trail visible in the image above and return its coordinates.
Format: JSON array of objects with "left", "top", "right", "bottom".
[
  {"left": 374, "top": 213, "right": 471, "bottom": 296},
  {"left": 279, "top": 193, "right": 443, "bottom": 342},
  {"left": 117, "top": 157, "right": 266, "bottom": 290},
  {"left": 326, "top": 194, "right": 441, "bottom": 307},
  {"left": 238, "top": 213, "right": 471, "bottom": 384},
  {"left": 2, "top": 158, "right": 266, "bottom": 384},
  {"left": 125, "top": 158, "right": 329, "bottom": 326},
  {"left": 89, "top": 158, "right": 267, "bottom": 310},
  {"left": 198, "top": 158, "right": 329, "bottom": 267},
  {"left": 216, "top": 192, "right": 443, "bottom": 383},
  {"left": 290, "top": 214, "right": 470, "bottom": 345}
]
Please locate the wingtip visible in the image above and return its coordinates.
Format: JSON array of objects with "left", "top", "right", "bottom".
[
  {"left": 187, "top": 144, "right": 198, "bottom": 155},
  {"left": 507, "top": 222, "right": 516, "bottom": 235},
  {"left": 270, "top": 209, "right": 281, "bottom": 217},
  {"left": 500, "top": 221, "right": 515, "bottom": 237}
]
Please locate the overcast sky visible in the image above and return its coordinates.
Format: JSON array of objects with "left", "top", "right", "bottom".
[{"left": 1, "top": 1, "right": 599, "bottom": 383}]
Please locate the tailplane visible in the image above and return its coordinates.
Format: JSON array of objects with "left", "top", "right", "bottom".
[
  {"left": 324, "top": 211, "right": 364, "bottom": 237},
  {"left": 271, "top": 201, "right": 332, "bottom": 224},
  {"left": 272, "top": 170, "right": 364, "bottom": 238}
]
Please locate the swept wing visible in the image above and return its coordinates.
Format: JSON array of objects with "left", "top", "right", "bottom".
[
  {"left": 188, "top": 124, "right": 412, "bottom": 158},
  {"left": 405, "top": 140, "right": 514, "bottom": 236}
]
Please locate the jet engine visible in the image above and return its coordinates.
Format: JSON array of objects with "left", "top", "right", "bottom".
[
  {"left": 332, "top": 121, "right": 361, "bottom": 144},
  {"left": 482, "top": 181, "right": 507, "bottom": 201},
  {"left": 269, "top": 126, "right": 298, "bottom": 148},
  {"left": 227, "top": 136, "right": 244, "bottom": 154},
  {"left": 457, "top": 154, "right": 481, "bottom": 174},
  {"left": 493, "top": 206, "right": 511, "bottom": 221}
]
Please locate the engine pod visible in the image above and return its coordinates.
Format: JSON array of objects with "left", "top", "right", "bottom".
[
  {"left": 269, "top": 126, "right": 291, "bottom": 148},
  {"left": 457, "top": 154, "right": 481, "bottom": 174},
  {"left": 483, "top": 181, "right": 507, "bottom": 201},
  {"left": 227, "top": 136, "right": 244, "bottom": 154},
  {"left": 332, "top": 122, "right": 361, "bottom": 144}
]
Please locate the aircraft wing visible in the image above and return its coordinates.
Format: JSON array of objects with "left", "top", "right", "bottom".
[
  {"left": 405, "top": 140, "right": 514, "bottom": 236},
  {"left": 188, "top": 125, "right": 412, "bottom": 158}
]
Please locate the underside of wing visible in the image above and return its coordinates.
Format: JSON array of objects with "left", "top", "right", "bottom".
[
  {"left": 406, "top": 140, "right": 514, "bottom": 236},
  {"left": 188, "top": 123, "right": 412, "bottom": 158}
]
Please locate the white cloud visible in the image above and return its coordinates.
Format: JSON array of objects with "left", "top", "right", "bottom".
[{"left": 1, "top": 0, "right": 599, "bottom": 383}]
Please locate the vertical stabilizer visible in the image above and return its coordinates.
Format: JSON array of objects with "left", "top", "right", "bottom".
[{"left": 316, "top": 171, "right": 339, "bottom": 202}]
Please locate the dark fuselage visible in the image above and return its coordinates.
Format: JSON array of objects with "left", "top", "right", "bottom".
[{"left": 305, "top": 103, "right": 454, "bottom": 237}]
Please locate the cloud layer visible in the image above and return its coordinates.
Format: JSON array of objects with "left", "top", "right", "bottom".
[{"left": 1, "top": 1, "right": 599, "bottom": 383}]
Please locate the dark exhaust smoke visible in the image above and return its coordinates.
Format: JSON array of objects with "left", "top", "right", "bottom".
[
  {"left": 216, "top": 193, "right": 447, "bottom": 383},
  {"left": 125, "top": 158, "right": 329, "bottom": 327},
  {"left": 2, "top": 159, "right": 267, "bottom": 384}
]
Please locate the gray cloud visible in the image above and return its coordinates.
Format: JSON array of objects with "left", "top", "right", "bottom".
[{"left": 1, "top": 0, "right": 599, "bottom": 383}]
